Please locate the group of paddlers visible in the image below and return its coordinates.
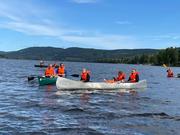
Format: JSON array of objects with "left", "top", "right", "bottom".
[
  {"left": 105, "top": 69, "right": 139, "bottom": 83},
  {"left": 44, "top": 63, "right": 140, "bottom": 83},
  {"left": 45, "top": 63, "right": 66, "bottom": 77}
]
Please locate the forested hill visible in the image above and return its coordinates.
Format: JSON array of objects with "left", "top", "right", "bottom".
[
  {"left": 1, "top": 47, "right": 180, "bottom": 66},
  {"left": 0, "top": 51, "right": 6, "bottom": 58},
  {"left": 3, "top": 47, "right": 158, "bottom": 62}
]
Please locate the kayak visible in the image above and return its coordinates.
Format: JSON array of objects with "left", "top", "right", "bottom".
[
  {"left": 34, "top": 65, "right": 59, "bottom": 68},
  {"left": 56, "top": 77, "right": 147, "bottom": 90},
  {"left": 38, "top": 76, "right": 57, "bottom": 86}
]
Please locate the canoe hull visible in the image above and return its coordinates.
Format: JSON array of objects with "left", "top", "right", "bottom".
[
  {"left": 34, "top": 65, "right": 48, "bottom": 68},
  {"left": 34, "top": 65, "right": 59, "bottom": 68},
  {"left": 38, "top": 77, "right": 57, "bottom": 86},
  {"left": 56, "top": 77, "right": 147, "bottom": 90}
]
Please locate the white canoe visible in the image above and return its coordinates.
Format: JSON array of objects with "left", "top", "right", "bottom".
[{"left": 56, "top": 77, "right": 147, "bottom": 90}]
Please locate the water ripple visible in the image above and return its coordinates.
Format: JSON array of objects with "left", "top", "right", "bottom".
[{"left": 0, "top": 59, "right": 180, "bottom": 134}]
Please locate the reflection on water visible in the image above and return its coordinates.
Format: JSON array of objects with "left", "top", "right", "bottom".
[{"left": 0, "top": 59, "right": 180, "bottom": 134}]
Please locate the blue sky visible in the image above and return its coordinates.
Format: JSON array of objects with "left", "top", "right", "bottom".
[{"left": 0, "top": 0, "right": 180, "bottom": 51}]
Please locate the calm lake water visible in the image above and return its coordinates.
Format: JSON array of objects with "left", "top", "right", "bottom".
[{"left": 0, "top": 59, "right": 180, "bottom": 135}]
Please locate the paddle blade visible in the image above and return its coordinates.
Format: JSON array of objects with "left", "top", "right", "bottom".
[
  {"left": 163, "top": 64, "right": 167, "bottom": 68},
  {"left": 71, "top": 74, "right": 79, "bottom": 77},
  {"left": 28, "top": 76, "right": 35, "bottom": 81}
]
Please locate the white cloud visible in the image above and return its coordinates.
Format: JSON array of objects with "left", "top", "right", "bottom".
[
  {"left": 0, "top": 22, "right": 60, "bottom": 36},
  {"left": 0, "top": 11, "right": 20, "bottom": 22},
  {"left": 71, "top": 0, "right": 99, "bottom": 4},
  {"left": 116, "top": 21, "right": 132, "bottom": 25},
  {"left": 149, "top": 35, "right": 180, "bottom": 41},
  {"left": 61, "top": 34, "right": 137, "bottom": 49},
  {"left": 0, "top": 0, "right": 138, "bottom": 49},
  {"left": 0, "top": 1, "right": 64, "bottom": 36},
  {"left": 0, "top": 19, "right": 137, "bottom": 49}
]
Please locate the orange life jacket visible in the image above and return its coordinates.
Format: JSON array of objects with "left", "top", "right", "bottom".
[
  {"left": 81, "top": 72, "right": 89, "bottom": 81},
  {"left": 167, "top": 70, "right": 173, "bottom": 77},
  {"left": 57, "top": 66, "right": 65, "bottom": 75},
  {"left": 45, "top": 67, "right": 55, "bottom": 77},
  {"left": 129, "top": 72, "right": 138, "bottom": 83},
  {"left": 116, "top": 73, "right": 126, "bottom": 81}
]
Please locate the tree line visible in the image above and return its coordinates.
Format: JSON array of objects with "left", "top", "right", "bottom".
[{"left": 97, "top": 47, "right": 180, "bottom": 66}]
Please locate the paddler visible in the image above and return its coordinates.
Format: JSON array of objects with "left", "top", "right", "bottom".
[
  {"left": 57, "top": 63, "right": 66, "bottom": 77},
  {"left": 167, "top": 68, "right": 174, "bottom": 77},
  {"left": 105, "top": 71, "right": 126, "bottom": 83},
  {"left": 53, "top": 63, "right": 58, "bottom": 74},
  {"left": 40, "top": 60, "right": 44, "bottom": 66},
  {"left": 53, "top": 63, "right": 57, "bottom": 68},
  {"left": 128, "top": 69, "right": 139, "bottom": 83},
  {"left": 45, "top": 64, "right": 55, "bottom": 77},
  {"left": 80, "top": 68, "right": 90, "bottom": 82}
]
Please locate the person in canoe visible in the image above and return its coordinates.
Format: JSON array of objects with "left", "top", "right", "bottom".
[
  {"left": 40, "top": 60, "right": 44, "bottom": 66},
  {"left": 80, "top": 68, "right": 90, "bottom": 82},
  {"left": 167, "top": 68, "right": 174, "bottom": 77},
  {"left": 53, "top": 63, "right": 58, "bottom": 68},
  {"left": 128, "top": 69, "right": 139, "bottom": 83},
  {"left": 57, "top": 63, "right": 66, "bottom": 77},
  {"left": 53, "top": 63, "right": 58, "bottom": 73},
  {"left": 45, "top": 64, "right": 55, "bottom": 78},
  {"left": 105, "top": 71, "right": 126, "bottom": 83}
]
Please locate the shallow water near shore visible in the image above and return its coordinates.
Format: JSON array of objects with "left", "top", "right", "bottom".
[{"left": 0, "top": 59, "right": 180, "bottom": 135}]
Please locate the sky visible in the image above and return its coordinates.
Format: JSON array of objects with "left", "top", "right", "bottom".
[{"left": 0, "top": 0, "right": 180, "bottom": 51}]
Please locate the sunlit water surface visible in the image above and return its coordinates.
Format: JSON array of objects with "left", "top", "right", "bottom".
[{"left": 0, "top": 59, "right": 180, "bottom": 135}]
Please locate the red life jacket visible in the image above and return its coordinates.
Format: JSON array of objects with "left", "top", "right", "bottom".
[
  {"left": 116, "top": 73, "right": 126, "bottom": 81},
  {"left": 167, "top": 70, "right": 173, "bottom": 77},
  {"left": 129, "top": 72, "right": 138, "bottom": 83},
  {"left": 57, "top": 66, "right": 65, "bottom": 75},
  {"left": 45, "top": 67, "right": 55, "bottom": 77}
]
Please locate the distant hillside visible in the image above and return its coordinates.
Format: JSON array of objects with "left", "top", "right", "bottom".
[
  {"left": 4, "top": 47, "right": 159, "bottom": 62},
  {"left": 0, "top": 51, "right": 6, "bottom": 58},
  {"left": 0, "top": 51, "right": 6, "bottom": 54}
]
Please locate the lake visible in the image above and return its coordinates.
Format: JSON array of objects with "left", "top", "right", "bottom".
[{"left": 0, "top": 59, "right": 180, "bottom": 135}]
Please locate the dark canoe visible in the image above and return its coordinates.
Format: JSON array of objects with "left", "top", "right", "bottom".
[
  {"left": 177, "top": 74, "right": 180, "bottom": 78},
  {"left": 34, "top": 65, "right": 59, "bottom": 68},
  {"left": 34, "top": 65, "right": 48, "bottom": 68},
  {"left": 38, "top": 76, "right": 57, "bottom": 86}
]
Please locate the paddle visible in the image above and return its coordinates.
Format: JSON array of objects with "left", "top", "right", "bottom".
[
  {"left": 163, "top": 64, "right": 169, "bottom": 73},
  {"left": 28, "top": 75, "right": 40, "bottom": 81},
  {"left": 70, "top": 74, "right": 79, "bottom": 77},
  {"left": 162, "top": 64, "right": 168, "bottom": 68}
]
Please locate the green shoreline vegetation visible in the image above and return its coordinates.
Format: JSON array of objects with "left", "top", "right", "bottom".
[
  {"left": 97, "top": 47, "right": 180, "bottom": 67},
  {"left": 0, "top": 47, "right": 179, "bottom": 66}
]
